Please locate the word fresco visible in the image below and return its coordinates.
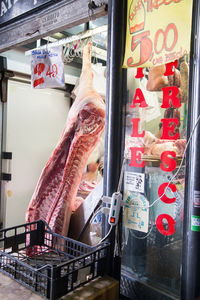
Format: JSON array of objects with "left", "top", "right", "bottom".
[
  {"left": 123, "top": 0, "right": 193, "bottom": 68},
  {"left": 129, "top": 61, "right": 181, "bottom": 236}
]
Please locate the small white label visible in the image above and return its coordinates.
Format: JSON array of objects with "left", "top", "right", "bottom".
[
  {"left": 123, "top": 192, "right": 149, "bottom": 233},
  {"left": 125, "top": 172, "right": 145, "bottom": 194},
  {"left": 31, "top": 46, "right": 65, "bottom": 89}
]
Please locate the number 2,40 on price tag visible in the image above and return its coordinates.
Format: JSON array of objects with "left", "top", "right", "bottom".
[{"left": 31, "top": 46, "right": 65, "bottom": 89}]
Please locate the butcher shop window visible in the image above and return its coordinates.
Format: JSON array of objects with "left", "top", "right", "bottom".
[
  {"left": 0, "top": 16, "right": 107, "bottom": 244},
  {"left": 122, "top": 56, "right": 188, "bottom": 297}
]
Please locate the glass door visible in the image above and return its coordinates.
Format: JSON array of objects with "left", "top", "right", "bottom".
[{"left": 121, "top": 56, "right": 189, "bottom": 299}]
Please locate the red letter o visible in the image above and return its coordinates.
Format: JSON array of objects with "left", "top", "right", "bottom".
[{"left": 156, "top": 214, "right": 175, "bottom": 236}]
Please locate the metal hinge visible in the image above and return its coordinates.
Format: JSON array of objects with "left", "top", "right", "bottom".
[
  {"left": 88, "top": 0, "right": 108, "bottom": 17},
  {"left": 1, "top": 173, "right": 12, "bottom": 181},
  {"left": 1, "top": 151, "right": 12, "bottom": 181},
  {"left": 0, "top": 70, "right": 14, "bottom": 103}
]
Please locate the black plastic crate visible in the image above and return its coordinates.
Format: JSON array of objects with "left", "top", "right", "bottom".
[{"left": 0, "top": 220, "right": 109, "bottom": 299}]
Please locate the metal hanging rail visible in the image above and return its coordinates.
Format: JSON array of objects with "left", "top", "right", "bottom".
[{"left": 25, "top": 25, "right": 108, "bottom": 57}]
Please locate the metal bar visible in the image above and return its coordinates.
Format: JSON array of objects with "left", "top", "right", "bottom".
[
  {"left": 0, "top": 0, "right": 107, "bottom": 53},
  {"left": 36, "top": 39, "right": 41, "bottom": 48},
  {"left": 103, "top": 0, "right": 126, "bottom": 279},
  {"left": 0, "top": 56, "right": 7, "bottom": 228},
  {"left": 41, "top": 37, "right": 107, "bottom": 61},
  {"left": 25, "top": 25, "right": 108, "bottom": 56},
  {"left": 181, "top": 1, "right": 200, "bottom": 299}
]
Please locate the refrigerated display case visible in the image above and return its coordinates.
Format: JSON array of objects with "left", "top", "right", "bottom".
[{"left": 120, "top": 62, "right": 187, "bottom": 299}]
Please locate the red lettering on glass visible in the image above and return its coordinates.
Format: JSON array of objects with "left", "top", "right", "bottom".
[
  {"left": 129, "top": 147, "right": 145, "bottom": 168},
  {"left": 131, "top": 118, "right": 145, "bottom": 137},
  {"left": 160, "top": 151, "right": 177, "bottom": 172},
  {"left": 130, "top": 88, "right": 148, "bottom": 108},
  {"left": 156, "top": 214, "right": 176, "bottom": 236},
  {"left": 161, "top": 86, "right": 181, "bottom": 108},
  {"left": 158, "top": 182, "right": 177, "bottom": 204},
  {"left": 160, "top": 118, "right": 180, "bottom": 140},
  {"left": 128, "top": 67, "right": 182, "bottom": 237},
  {"left": 164, "top": 60, "right": 178, "bottom": 76},
  {"left": 135, "top": 68, "right": 144, "bottom": 78}
]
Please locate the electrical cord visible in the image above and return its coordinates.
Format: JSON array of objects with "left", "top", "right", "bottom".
[
  {"left": 97, "top": 224, "right": 113, "bottom": 244},
  {"left": 90, "top": 205, "right": 110, "bottom": 224},
  {"left": 94, "top": 157, "right": 127, "bottom": 245}
]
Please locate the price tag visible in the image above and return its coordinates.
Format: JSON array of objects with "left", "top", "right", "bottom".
[
  {"left": 123, "top": 0, "right": 193, "bottom": 68},
  {"left": 125, "top": 171, "right": 145, "bottom": 193},
  {"left": 31, "top": 46, "right": 65, "bottom": 89},
  {"left": 123, "top": 191, "right": 149, "bottom": 233}
]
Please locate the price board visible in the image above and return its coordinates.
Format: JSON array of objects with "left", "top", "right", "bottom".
[
  {"left": 123, "top": 0, "right": 193, "bottom": 68},
  {"left": 31, "top": 46, "right": 65, "bottom": 89}
]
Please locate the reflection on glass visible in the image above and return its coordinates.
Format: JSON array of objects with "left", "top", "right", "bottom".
[{"left": 122, "top": 56, "right": 189, "bottom": 296}]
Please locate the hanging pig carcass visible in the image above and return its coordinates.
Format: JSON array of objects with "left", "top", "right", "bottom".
[{"left": 26, "top": 43, "right": 105, "bottom": 236}]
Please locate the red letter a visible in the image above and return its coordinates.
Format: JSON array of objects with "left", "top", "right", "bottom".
[{"left": 130, "top": 88, "right": 148, "bottom": 108}]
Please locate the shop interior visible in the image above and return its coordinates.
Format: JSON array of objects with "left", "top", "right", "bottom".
[
  {"left": 0, "top": 16, "right": 107, "bottom": 243},
  {"left": 0, "top": 10, "right": 190, "bottom": 299}
]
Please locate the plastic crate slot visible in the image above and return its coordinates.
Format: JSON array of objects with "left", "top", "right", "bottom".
[
  {"left": 4, "top": 233, "right": 26, "bottom": 252},
  {"left": 17, "top": 227, "right": 25, "bottom": 235},
  {"left": 5, "top": 229, "right": 15, "bottom": 238}
]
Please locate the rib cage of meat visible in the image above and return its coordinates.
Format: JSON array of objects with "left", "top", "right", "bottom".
[{"left": 26, "top": 43, "right": 105, "bottom": 236}]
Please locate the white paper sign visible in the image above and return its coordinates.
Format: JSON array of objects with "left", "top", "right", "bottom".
[
  {"left": 124, "top": 172, "right": 145, "bottom": 193},
  {"left": 31, "top": 46, "right": 65, "bottom": 89},
  {"left": 123, "top": 191, "right": 149, "bottom": 233}
]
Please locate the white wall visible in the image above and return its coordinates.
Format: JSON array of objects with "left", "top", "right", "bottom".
[{"left": 3, "top": 80, "right": 70, "bottom": 228}]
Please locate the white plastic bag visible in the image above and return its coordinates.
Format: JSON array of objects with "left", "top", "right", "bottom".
[{"left": 31, "top": 46, "right": 65, "bottom": 89}]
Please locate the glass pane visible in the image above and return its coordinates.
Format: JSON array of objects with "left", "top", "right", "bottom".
[{"left": 122, "top": 57, "right": 189, "bottom": 297}]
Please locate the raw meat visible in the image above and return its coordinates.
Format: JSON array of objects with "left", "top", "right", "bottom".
[
  {"left": 150, "top": 141, "right": 178, "bottom": 156},
  {"left": 146, "top": 65, "right": 168, "bottom": 91},
  {"left": 146, "top": 64, "right": 181, "bottom": 92},
  {"left": 26, "top": 43, "right": 105, "bottom": 236},
  {"left": 149, "top": 138, "right": 186, "bottom": 156},
  {"left": 180, "top": 60, "right": 189, "bottom": 103},
  {"left": 174, "top": 139, "right": 186, "bottom": 156},
  {"left": 78, "top": 180, "right": 97, "bottom": 192},
  {"left": 168, "top": 68, "right": 181, "bottom": 87},
  {"left": 144, "top": 131, "right": 158, "bottom": 149},
  {"left": 126, "top": 131, "right": 186, "bottom": 157}
]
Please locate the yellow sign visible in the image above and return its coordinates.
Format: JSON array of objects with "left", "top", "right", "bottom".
[{"left": 123, "top": 0, "right": 193, "bottom": 68}]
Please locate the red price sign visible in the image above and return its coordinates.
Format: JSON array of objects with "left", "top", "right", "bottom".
[{"left": 127, "top": 23, "right": 178, "bottom": 67}]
